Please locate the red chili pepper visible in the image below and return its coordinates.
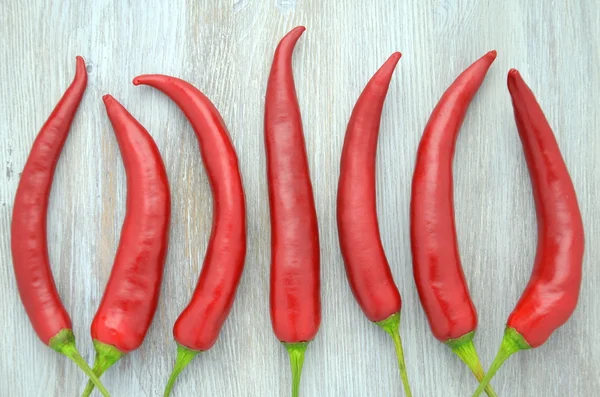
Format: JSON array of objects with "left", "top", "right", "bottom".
[
  {"left": 10, "top": 57, "right": 110, "bottom": 396},
  {"left": 337, "top": 53, "right": 413, "bottom": 396},
  {"left": 81, "top": 95, "right": 171, "bottom": 396},
  {"left": 265, "top": 26, "right": 321, "bottom": 397},
  {"left": 472, "top": 70, "right": 584, "bottom": 397},
  {"left": 410, "top": 52, "right": 497, "bottom": 397},
  {"left": 132, "top": 74, "right": 247, "bottom": 397}
]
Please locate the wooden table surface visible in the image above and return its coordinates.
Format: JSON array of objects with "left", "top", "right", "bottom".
[{"left": 1, "top": 1, "right": 599, "bottom": 396}]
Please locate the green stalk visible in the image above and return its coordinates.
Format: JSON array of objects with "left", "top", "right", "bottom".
[
  {"left": 283, "top": 342, "right": 308, "bottom": 397},
  {"left": 446, "top": 332, "right": 497, "bottom": 397},
  {"left": 376, "top": 313, "right": 413, "bottom": 397},
  {"left": 81, "top": 340, "right": 124, "bottom": 397},
  {"left": 163, "top": 343, "right": 200, "bottom": 397},
  {"left": 48, "top": 329, "right": 111, "bottom": 397},
  {"left": 472, "top": 327, "right": 531, "bottom": 397}
]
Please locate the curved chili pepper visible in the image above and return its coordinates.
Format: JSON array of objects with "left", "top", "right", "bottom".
[
  {"left": 81, "top": 95, "right": 171, "bottom": 396},
  {"left": 10, "top": 57, "right": 110, "bottom": 396},
  {"left": 337, "top": 52, "right": 413, "bottom": 396},
  {"left": 265, "top": 26, "right": 321, "bottom": 397},
  {"left": 472, "top": 70, "right": 584, "bottom": 397},
  {"left": 410, "top": 51, "right": 497, "bottom": 397},
  {"left": 132, "top": 74, "right": 247, "bottom": 397}
]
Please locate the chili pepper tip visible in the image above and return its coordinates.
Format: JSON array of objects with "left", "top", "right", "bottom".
[
  {"left": 280, "top": 26, "right": 306, "bottom": 45},
  {"left": 369, "top": 52, "right": 402, "bottom": 84},
  {"left": 507, "top": 69, "right": 525, "bottom": 91},
  {"left": 132, "top": 75, "right": 162, "bottom": 86},
  {"left": 74, "top": 56, "right": 86, "bottom": 75},
  {"left": 487, "top": 50, "right": 497, "bottom": 59}
]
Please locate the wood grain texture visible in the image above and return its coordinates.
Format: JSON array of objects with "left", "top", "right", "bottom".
[{"left": 1, "top": 0, "right": 598, "bottom": 396}]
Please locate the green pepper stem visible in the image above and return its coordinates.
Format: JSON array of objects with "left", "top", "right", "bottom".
[
  {"left": 81, "top": 340, "right": 124, "bottom": 397},
  {"left": 163, "top": 343, "right": 200, "bottom": 397},
  {"left": 376, "top": 313, "right": 413, "bottom": 397},
  {"left": 471, "top": 327, "right": 531, "bottom": 397},
  {"left": 49, "top": 329, "right": 111, "bottom": 397},
  {"left": 446, "top": 332, "right": 497, "bottom": 397},
  {"left": 284, "top": 342, "right": 308, "bottom": 397}
]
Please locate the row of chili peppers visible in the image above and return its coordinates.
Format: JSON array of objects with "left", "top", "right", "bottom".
[{"left": 11, "top": 26, "right": 584, "bottom": 397}]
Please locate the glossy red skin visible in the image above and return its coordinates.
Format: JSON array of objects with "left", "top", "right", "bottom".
[
  {"left": 265, "top": 26, "right": 321, "bottom": 343},
  {"left": 133, "top": 75, "right": 247, "bottom": 352},
  {"left": 90, "top": 95, "right": 171, "bottom": 353},
  {"left": 410, "top": 52, "right": 496, "bottom": 342},
  {"left": 506, "top": 70, "right": 584, "bottom": 348},
  {"left": 11, "top": 57, "right": 87, "bottom": 345},
  {"left": 337, "top": 53, "right": 402, "bottom": 323}
]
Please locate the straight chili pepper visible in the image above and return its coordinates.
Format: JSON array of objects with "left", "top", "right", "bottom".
[
  {"left": 132, "top": 74, "right": 247, "bottom": 397},
  {"left": 410, "top": 52, "right": 498, "bottom": 397},
  {"left": 265, "top": 26, "right": 321, "bottom": 397},
  {"left": 472, "top": 70, "right": 584, "bottom": 397},
  {"left": 337, "top": 52, "right": 413, "bottom": 396},
  {"left": 81, "top": 95, "right": 171, "bottom": 396},
  {"left": 10, "top": 57, "right": 110, "bottom": 397}
]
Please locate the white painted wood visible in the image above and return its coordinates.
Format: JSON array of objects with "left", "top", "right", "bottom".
[{"left": 1, "top": 1, "right": 598, "bottom": 396}]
